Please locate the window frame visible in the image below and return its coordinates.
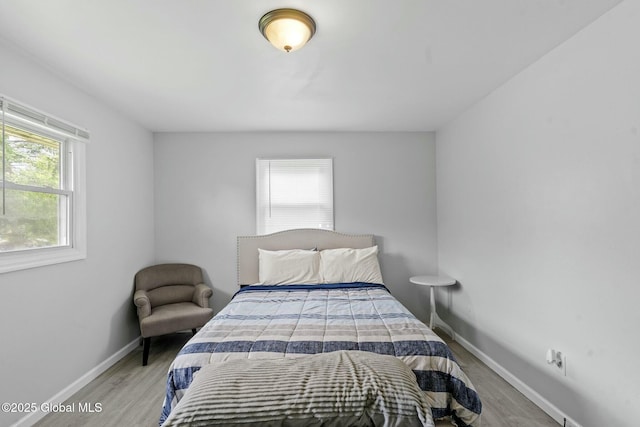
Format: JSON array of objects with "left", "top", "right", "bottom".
[{"left": 0, "top": 95, "right": 88, "bottom": 274}]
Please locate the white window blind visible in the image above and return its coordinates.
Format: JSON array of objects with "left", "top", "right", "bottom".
[{"left": 256, "top": 158, "right": 334, "bottom": 235}]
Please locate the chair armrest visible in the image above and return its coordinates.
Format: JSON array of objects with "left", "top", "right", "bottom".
[
  {"left": 193, "top": 283, "right": 213, "bottom": 308},
  {"left": 133, "top": 289, "right": 151, "bottom": 319}
]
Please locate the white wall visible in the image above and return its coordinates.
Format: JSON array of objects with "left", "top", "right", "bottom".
[
  {"left": 0, "top": 40, "right": 155, "bottom": 426},
  {"left": 153, "top": 132, "right": 437, "bottom": 319},
  {"left": 436, "top": 2, "right": 639, "bottom": 426}
]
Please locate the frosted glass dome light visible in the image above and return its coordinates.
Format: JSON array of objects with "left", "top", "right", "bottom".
[{"left": 259, "top": 9, "right": 316, "bottom": 53}]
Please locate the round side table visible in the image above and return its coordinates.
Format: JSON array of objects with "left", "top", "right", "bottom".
[{"left": 410, "top": 275, "right": 456, "bottom": 339}]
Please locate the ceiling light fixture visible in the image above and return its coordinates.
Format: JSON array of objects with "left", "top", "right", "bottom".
[{"left": 259, "top": 8, "right": 316, "bottom": 53}]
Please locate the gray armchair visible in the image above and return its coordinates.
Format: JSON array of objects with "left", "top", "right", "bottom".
[{"left": 133, "top": 263, "right": 213, "bottom": 366}]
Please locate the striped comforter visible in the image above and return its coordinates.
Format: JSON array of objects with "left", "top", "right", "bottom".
[
  {"left": 159, "top": 283, "right": 482, "bottom": 426},
  {"left": 162, "top": 350, "right": 436, "bottom": 426}
]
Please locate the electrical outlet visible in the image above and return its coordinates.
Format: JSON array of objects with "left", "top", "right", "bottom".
[{"left": 546, "top": 348, "right": 567, "bottom": 376}]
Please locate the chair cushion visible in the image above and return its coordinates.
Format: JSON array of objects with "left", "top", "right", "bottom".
[
  {"left": 147, "top": 285, "right": 194, "bottom": 307},
  {"left": 140, "top": 302, "right": 213, "bottom": 337}
]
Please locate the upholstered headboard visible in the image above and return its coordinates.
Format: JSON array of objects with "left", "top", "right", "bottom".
[{"left": 237, "top": 229, "right": 375, "bottom": 286}]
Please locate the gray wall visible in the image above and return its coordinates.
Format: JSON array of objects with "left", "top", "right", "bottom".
[
  {"left": 435, "top": 2, "right": 639, "bottom": 426},
  {"left": 153, "top": 132, "right": 437, "bottom": 319},
  {"left": 0, "top": 40, "right": 155, "bottom": 426}
]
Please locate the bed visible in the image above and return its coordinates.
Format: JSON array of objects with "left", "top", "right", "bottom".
[{"left": 159, "top": 229, "right": 482, "bottom": 427}]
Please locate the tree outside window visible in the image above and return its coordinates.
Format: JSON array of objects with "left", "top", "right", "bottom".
[{"left": 1, "top": 125, "right": 67, "bottom": 251}]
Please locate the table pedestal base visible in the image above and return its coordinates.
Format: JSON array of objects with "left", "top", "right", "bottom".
[{"left": 429, "top": 286, "right": 455, "bottom": 340}]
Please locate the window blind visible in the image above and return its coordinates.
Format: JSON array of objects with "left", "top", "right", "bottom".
[
  {"left": 0, "top": 96, "right": 90, "bottom": 142},
  {"left": 256, "top": 158, "right": 334, "bottom": 235}
]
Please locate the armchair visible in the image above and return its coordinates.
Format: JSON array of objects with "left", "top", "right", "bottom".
[{"left": 133, "top": 263, "right": 213, "bottom": 366}]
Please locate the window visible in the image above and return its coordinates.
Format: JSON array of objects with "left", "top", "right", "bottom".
[
  {"left": 1, "top": 96, "right": 88, "bottom": 273},
  {"left": 256, "top": 158, "right": 333, "bottom": 235}
]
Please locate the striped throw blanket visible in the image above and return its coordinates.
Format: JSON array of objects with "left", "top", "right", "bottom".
[
  {"left": 162, "top": 350, "right": 435, "bottom": 426},
  {"left": 160, "top": 283, "right": 482, "bottom": 426}
]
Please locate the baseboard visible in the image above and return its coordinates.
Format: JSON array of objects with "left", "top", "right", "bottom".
[
  {"left": 11, "top": 337, "right": 140, "bottom": 427},
  {"left": 452, "top": 332, "right": 582, "bottom": 427}
]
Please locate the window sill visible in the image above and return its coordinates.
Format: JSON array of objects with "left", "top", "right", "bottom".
[{"left": 0, "top": 246, "right": 86, "bottom": 274}]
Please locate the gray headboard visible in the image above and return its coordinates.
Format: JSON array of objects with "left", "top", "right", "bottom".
[{"left": 237, "top": 229, "right": 375, "bottom": 286}]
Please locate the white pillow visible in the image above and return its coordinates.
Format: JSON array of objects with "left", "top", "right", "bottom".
[
  {"left": 258, "top": 249, "right": 321, "bottom": 285},
  {"left": 320, "top": 246, "right": 383, "bottom": 284}
]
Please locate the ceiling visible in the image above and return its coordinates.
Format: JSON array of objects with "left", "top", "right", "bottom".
[{"left": 0, "top": 0, "right": 621, "bottom": 132}]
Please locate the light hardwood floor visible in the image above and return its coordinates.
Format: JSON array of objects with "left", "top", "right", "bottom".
[
  {"left": 34, "top": 330, "right": 559, "bottom": 427},
  {"left": 440, "top": 332, "right": 559, "bottom": 427}
]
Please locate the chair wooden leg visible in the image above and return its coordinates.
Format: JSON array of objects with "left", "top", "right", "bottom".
[
  {"left": 142, "top": 337, "right": 151, "bottom": 366},
  {"left": 192, "top": 328, "right": 197, "bottom": 336}
]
